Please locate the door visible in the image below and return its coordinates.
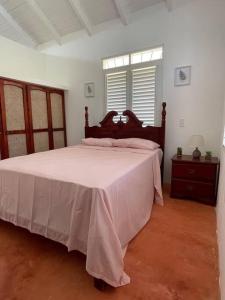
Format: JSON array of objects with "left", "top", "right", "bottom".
[
  {"left": 50, "top": 91, "right": 66, "bottom": 149},
  {"left": 0, "top": 80, "right": 30, "bottom": 159},
  {"left": 0, "top": 80, "right": 66, "bottom": 158},
  {"left": 27, "top": 85, "right": 51, "bottom": 153}
]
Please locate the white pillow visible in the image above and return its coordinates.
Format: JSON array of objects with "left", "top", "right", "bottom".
[
  {"left": 112, "top": 138, "right": 160, "bottom": 150},
  {"left": 82, "top": 138, "right": 113, "bottom": 147}
]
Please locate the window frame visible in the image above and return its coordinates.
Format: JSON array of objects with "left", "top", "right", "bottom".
[
  {"left": 102, "top": 45, "right": 163, "bottom": 69},
  {"left": 103, "top": 58, "right": 163, "bottom": 126}
]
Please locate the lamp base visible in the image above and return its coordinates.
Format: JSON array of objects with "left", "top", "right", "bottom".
[{"left": 192, "top": 147, "right": 201, "bottom": 159}]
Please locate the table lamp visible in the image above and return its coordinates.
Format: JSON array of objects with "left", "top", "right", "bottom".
[{"left": 188, "top": 135, "right": 205, "bottom": 159}]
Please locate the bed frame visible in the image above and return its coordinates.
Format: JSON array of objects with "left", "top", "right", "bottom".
[
  {"left": 85, "top": 102, "right": 166, "bottom": 179},
  {"left": 85, "top": 102, "right": 166, "bottom": 290}
]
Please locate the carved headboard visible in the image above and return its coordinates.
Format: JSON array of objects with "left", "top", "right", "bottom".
[{"left": 84, "top": 102, "right": 166, "bottom": 180}]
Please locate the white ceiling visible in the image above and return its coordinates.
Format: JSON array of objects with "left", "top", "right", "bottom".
[{"left": 0, "top": 0, "right": 172, "bottom": 49}]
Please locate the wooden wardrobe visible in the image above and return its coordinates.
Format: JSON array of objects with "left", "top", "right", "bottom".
[{"left": 0, "top": 77, "right": 67, "bottom": 159}]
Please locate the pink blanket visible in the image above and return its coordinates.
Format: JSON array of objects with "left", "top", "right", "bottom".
[{"left": 0, "top": 145, "right": 163, "bottom": 287}]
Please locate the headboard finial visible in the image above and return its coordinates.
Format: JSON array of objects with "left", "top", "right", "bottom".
[{"left": 85, "top": 106, "right": 89, "bottom": 127}]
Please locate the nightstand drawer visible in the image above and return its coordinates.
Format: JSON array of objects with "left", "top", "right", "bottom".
[
  {"left": 171, "top": 179, "right": 215, "bottom": 204},
  {"left": 172, "top": 163, "right": 216, "bottom": 181}
]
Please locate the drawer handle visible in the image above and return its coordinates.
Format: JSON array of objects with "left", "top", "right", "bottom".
[
  {"left": 188, "top": 169, "right": 195, "bottom": 175},
  {"left": 186, "top": 185, "right": 193, "bottom": 191}
]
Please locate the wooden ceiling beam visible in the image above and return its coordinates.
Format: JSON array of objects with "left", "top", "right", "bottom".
[
  {"left": 68, "top": 0, "right": 93, "bottom": 36},
  {"left": 26, "top": 0, "right": 61, "bottom": 45},
  {"left": 112, "top": 0, "right": 128, "bottom": 25},
  {"left": 0, "top": 3, "right": 36, "bottom": 47}
]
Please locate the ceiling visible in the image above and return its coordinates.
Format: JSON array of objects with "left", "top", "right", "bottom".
[{"left": 0, "top": 0, "right": 172, "bottom": 49}]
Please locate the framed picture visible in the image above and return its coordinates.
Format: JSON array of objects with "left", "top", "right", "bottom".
[
  {"left": 175, "top": 66, "right": 191, "bottom": 86},
  {"left": 84, "top": 82, "right": 95, "bottom": 97}
]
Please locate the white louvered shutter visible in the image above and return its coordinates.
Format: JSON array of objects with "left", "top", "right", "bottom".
[
  {"left": 132, "top": 66, "right": 156, "bottom": 126},
  {"left": 106, "top": 71, "right": 127, "bottom": 121}
]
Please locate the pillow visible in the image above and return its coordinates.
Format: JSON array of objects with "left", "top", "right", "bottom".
[
  {"left": 112, "top": 138, "right": 160, "bottom": 150},
  {"left": 82, "top": 138, "right": 113, "bottom": 147}
]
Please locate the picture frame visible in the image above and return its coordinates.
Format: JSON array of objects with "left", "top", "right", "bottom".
[
  {"left": 84, "top": 82, "right": 95, "bottom": 97},
  {"left": 175, "top": 66, "right": 191, "bottom": 86}
]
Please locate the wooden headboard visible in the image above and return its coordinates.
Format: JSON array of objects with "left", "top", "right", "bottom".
[{"left": 84, "top": 102, "right": 166, "bottom": 180}]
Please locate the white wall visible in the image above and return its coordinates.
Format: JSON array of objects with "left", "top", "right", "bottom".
[
  {"left": 218, "top": 150, "right": 225, "bottom": 300},
  {"left": 45, "top": 0, "right": 225, "bottom": 182},
  {"left": 0, "top": 35, "right": 67, "bottom": 89},
  {"left": 56, "top": 59, "right": 104, "bottom": 146},
  {"left": 0, "top": 35, "right": 104, "bottom": 145},
  {"left": 217, "top": 99, "right": 225, "bottom": 300}
]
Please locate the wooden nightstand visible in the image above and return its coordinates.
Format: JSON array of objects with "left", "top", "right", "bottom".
[{"left": 171, "top": 155, "right": 220, "bottom": 206}]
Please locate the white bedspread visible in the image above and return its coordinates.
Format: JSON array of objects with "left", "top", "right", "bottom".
[{"left": 0, "top": 145, "right": 163, "bottom": 287}]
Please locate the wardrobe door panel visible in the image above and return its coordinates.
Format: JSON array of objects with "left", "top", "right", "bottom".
[
  {"left": 30, "top": 90, "right": 48, "bottom": 129},
  {"left": 28, "top": 86, "right": 51, "bottom": 153},
  {"left": 53, "top": 131, "right": 65, "bottom": 149},
  {"left": 34, "top": 132, "right": 49, "bottom": 152},
  {"left": 8, "top": 134, "right": 27, "bottom": 157},
  {"left": 4, "top": 85, "right": 25, "bottom": 131},
  {"left": 0, "top": 79, "right": 66, "bottom": 158},
  {"left": 51, "top": 93, "right": 64, "bottom": 128},
  {"left": 0, "top": 80, "right": 30, "bottom": 159},
  {"left": 50, "top": 91, "right": 66, "bottom": 149}
]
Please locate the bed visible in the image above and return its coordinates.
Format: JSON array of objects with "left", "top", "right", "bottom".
[{"left": 0, "top": 102, "right": 166, "bottom": 289}]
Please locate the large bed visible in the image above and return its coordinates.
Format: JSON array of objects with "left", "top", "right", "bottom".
[{"left": 0, "top": 103, "right": 166, "bottom": 289}]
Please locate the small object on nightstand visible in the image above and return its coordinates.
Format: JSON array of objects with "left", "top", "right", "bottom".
[
  {"left": 188, "top": 135, "right": 205, "bottom": 159},
  {"left": 177, "top": 147, "right": 182, "bottom": 157},
  {"left": 171, "top": 154, "right": 220, "bottom": 206},
  {"left": 205, "top": 151, "right": 212, "bottom": 160}
]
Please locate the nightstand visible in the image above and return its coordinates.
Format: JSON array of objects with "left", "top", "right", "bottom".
[{"left": 171, "top": 155, "right": 220, "bottom": 206}]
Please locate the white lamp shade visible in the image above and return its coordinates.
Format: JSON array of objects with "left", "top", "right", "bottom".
[{"left": 188, "top": 135, "right": 205, "bottom": 147}]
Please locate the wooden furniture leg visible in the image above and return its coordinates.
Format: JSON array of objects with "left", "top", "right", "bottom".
[{"left": 94, "top": 278, "right": 108, "bottom": 291}]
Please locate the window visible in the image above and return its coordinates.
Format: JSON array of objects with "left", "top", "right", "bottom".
[
  {"left": 106, "top": 71, "right": 127, "bottom": 116},
  {"left": 132, "top": 66, "right": 156, "bottom": 125},
  {"left": 103, "top": 55, "right": 129, "bottom": 70},
  {"left": 130, "top": 47, "right": 163, "bottom": 64},
  {"left": 103, "top": 46, "right": 163, "bottom": 126}
]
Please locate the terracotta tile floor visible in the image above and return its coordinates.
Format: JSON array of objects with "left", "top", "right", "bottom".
[{"left": 0, "top": 186, "right": 219, "bottom": 300}]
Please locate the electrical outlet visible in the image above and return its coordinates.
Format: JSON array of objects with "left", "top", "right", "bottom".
[{"left": 179, "top": 119, "right": 184, "bottom": 127}]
